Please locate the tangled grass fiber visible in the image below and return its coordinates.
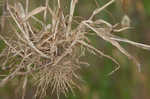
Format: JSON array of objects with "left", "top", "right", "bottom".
[{"left": 0, "top": 0, "right": 150, "bottom": 98}]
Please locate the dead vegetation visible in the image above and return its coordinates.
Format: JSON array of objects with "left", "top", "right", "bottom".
[{"left": 0, "top": 0, "right": 150, "bottom": 98}]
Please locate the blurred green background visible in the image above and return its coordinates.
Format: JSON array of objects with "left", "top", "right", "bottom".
[{"left": 1, "top": 0, "right": 150, "bottom": 99}]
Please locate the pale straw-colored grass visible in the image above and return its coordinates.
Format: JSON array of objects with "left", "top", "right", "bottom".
[{"left": 0, "top": 0, "right": 150, "bottom": 98}]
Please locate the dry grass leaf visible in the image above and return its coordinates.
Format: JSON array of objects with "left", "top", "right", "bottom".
[
  {"left": 23, "top": 6, "right": 47, "bottom": 22},
  {"left": 110, "top": 36, "right": 150, "bottom": 50}
]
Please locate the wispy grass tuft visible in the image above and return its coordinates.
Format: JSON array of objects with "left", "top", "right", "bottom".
[{"left": 0, "top": 0, "right": 150, "bottom": 98}]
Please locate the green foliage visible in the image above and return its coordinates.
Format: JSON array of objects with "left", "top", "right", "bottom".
[
  {"left": 0, "top": 40, "right": 5, "bottom": 52},
  {"left": 143, "top": 0, "right": 150, "bottom": 15}
]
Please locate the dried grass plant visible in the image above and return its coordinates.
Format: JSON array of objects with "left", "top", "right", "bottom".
[{"left": 1, "top": 0, "right": 150, "bottom": 98}]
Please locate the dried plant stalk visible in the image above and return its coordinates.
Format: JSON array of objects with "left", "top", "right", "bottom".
[{"left": 0, "top": 0, "right": 150, "bottom": 99}]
